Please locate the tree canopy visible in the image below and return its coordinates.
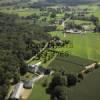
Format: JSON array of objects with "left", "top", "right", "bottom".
[{"left": 0, "top": 12, "right": 51, "bottom": 99}]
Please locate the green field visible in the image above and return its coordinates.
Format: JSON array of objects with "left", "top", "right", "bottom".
[
  {"left": 49, "top": 31, "right": 100, "bottom": 61},
  {"left": 67, "top": 68, "right": 100, "bottom": 100},
  {"left": 48, "top": 55, "right": 94, "bottom": 74},
  {"left": 28, "top": 77, "right": 51, "bottom": 100},
  {"left": 0, "top": 8, "right": 41, "bottom": 16},
  {"left": 48, "top": 55, "right": 100, "bottom": 100},
  {"left": 77, "top": 4, "right": 100, "bottom": 18}
]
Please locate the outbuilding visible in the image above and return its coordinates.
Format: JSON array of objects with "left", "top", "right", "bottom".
[{"left": 23, "top": 80, "right": 33, "bottom": 89}]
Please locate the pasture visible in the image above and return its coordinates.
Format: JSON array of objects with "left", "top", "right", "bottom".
[
  {"left": 77, "top": 4, "right": 100, "bottom": 18},
  {"left": 28, "top": 77, "right": 51, "bottom": 100},
  {"left": 48, "top": 55, "right": 94, "bottom": 74},
  {"left": 48, "top": 55, "right": 100, "bottom": 100},
  {"left": 67, "top": 67, "right": 100, "bottom": 100},
  {"left": 0, "top": 8, "right": 41, "bottom": 16},
  {"left": 49, "top": 31, "right": 100, "bottom": 61}
]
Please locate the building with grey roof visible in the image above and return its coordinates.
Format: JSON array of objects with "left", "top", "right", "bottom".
[{"left": 23, "top": 80, "right": 33, "bottom": 89}]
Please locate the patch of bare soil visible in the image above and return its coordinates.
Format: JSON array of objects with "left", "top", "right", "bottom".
[{"left": 21, "top": 88, "right": 32, "bottom": 100}]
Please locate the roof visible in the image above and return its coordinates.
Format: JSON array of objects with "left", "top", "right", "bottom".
[
  {"left": 28, "top": 65, "right": 39, "bottom": 73},
  {"left": 10, "top": 81, "right": 23, "bottom": 99},
  {"left": 23, "top": 80, "right": 33, "bottom": 89}
]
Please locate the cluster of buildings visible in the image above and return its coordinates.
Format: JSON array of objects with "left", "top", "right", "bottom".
[
  {"left": 28, "top": 62, "right": 52, "bottom": 75},
  {"left": 65, "top": 23, "right": 94, "bottom": 34},
  {"left": 9, "top": 62, "right": 53, "bottom": 100}
]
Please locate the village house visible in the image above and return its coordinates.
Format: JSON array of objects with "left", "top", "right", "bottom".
[{"left": 28, "top": 62, "right": 41, "bottom": 73}]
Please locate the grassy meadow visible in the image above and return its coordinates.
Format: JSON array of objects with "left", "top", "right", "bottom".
[
  {"left": 48, "top": 55, "right": 100, "bottom": 100},
  {"left": 28, "top": 77, "right": 51, "bottom": 100},
  {"left": 49, "top": 31, "right": 100, "bottom": 61},
  {"left": 67, "top": 68, "right": 100, "bottom": 100},
  {"left": 0, "top": 8, "right": 41, "bottom": 16},
  {"left": 77, "top": 4, "right": 100, "bottom": 18}
]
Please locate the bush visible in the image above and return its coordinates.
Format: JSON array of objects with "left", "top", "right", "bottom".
[{"left": 67, "top": 74, "right": 77, "bottom": 87}]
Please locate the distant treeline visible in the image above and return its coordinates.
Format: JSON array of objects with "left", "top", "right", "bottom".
[
  {"left": 0, "top": 0, "right": 30, "bottom": 7},
  {"left": 0, "top": 0, "right": 99, "bottom": 8},
  {"left": 30, "top": 0, "right": 100, "bottom": 8}
]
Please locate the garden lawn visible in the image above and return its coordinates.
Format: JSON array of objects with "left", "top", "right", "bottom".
[
  {"left": 49, "top": 31, "right": 100, "bottom": 61},
  {"left": 28, "top": 77, "right": 51, "bottom": 100}
]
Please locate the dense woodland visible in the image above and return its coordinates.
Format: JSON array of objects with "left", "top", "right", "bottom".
[{"left": 0, "top": 12, "right": 51, "bottom": 99}]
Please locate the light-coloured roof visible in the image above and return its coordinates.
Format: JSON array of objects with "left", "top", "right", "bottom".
[
  {"left": 29, "top": 62, "right": 41, "bottom": 68},
  {"left": 85, "top": 63, "right": 95, "bottom": 69},
  {"left": 10, "top": 81, "right": 23, "bottom": 99}
]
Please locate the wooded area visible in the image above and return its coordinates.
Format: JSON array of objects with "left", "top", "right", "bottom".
[{"left": 0, "top": 12, "right": 51, "bottom": 99}]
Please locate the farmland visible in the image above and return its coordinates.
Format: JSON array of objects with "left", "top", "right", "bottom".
[
  {"left": 48, "top": 55, "right": 100, "bottom": 100},
  {"left": 77, "top": 4, "right": 100, "bottom": 18},
  {"left": 0, "top": 0, "right": 100, "bottom": 99},
  {"left": 49, "top": 31, "right": 100, "bottom": 61},
  {"left": 67, "top": 67, "right": 100, "bottom": 100},
  {"left": 0, "top": 8, "right": 41, "bottom": 16},
  {"left": 28, "top": 77, "right": 51, "bottom": 100},
  {"left": 48, "top": 55, "right": 94, "bottom": 74}
]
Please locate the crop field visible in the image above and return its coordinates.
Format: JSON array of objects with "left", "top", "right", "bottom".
[
  {"left": 67, "top": 67, "right": 100, "bottom": 100},
  {"left": 48, "top": 55, "right": 100, "bottom": 100},
  {"left": 49, "top": 31, "right": 100, "bottom": 61},
  {"left": 48, "top": 55, "right": 94, "bottom": 74}
]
